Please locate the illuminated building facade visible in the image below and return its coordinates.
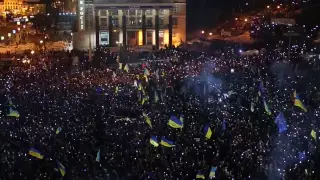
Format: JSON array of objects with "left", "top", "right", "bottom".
[
  {"left": 0, "top": 0, "right": 45, "bottom": 15},
  {"left": 73, "top": 0, "right": 186, "bottom": 50}
]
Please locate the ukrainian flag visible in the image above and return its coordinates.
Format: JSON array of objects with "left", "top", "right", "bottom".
[
  {"left": 141, "top": 97, "right": 148, "bottom": 105},
  {"left": 294, "top": 91, "right": 307, "bottom": 112},
  {"left": 29, "top": 148, "right": 44, "bottom": 159},
  {"left": 168, "top": 116, "right": 183, "bottom": 129},
  {"left": 57, "top": 161, "right": 66, "bottom": 176},
  {"left": 209, "top": 167, "right": 217, "bottom": 179},
  {"left": 7, "top": 107, "right": 20, "bottom": 118},
  {"left": 160, "top": 137, "right": 175, "bottom": 147},
  {"left": 204, "top": 124, "right": 212, "bottom": 139},
  {"left": 263, "top": 99, "right": 272, "bottom": 115},
  {"left": 56, "top": 127, "right": 62, "bottom": 134},
  {"left": 180, "top": 115, "right": 184, "bottom": 123},
  {"left": 118, "top": 63, "right": 123, "bottom": 69},
  {"left": 138, "top": 83, "right": 143, "bottom": 91},
  {"left": 196, "top": 172, "right": 205, "bottom": 179},
  {"left": 142, "top": 112, "right": 152, "bottom": 127},
  {"left": 150, "top": 136, "right": 159, "bottom": 147}
]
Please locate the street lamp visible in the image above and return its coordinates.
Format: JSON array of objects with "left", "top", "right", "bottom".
[
  {"left": 235, "top": 18, "right": 238, "bottom": 21},
  {"left": 12, "top": 30, "right": 16, "bottom": 34},
  {"left": 31, "top": 50, "right": 35, "bottom": 55},
  {"left": 8, "top": 33, "right": 11, "bottom": 37},
  {"left": 201, "top": 30, "right": 204, "bottom": 34},
  {"left": 267, "top": 5, "right": 270, "bottom": 9},
  {"left": 277, "top": 5, "right": 280, "bottom": 9},
  {"left": 244, "top": 18, "right": 248, "bottom": 22},
  {"left": 40, "top": 40, "right": 43, "bottom": 44},
  {"left": 17, "top": 21, "right": 20, "bottom": 25},
  {"left": 209, "top": 32, "right": 212, "bottom": 36},
  {"left": 0, "top": 36, "right": 4, "bottom": 40}
]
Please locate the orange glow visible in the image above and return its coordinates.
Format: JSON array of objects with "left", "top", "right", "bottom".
[
  {"left": 138, "top": 30, "right": 143, "bottom": 45},
  {"left": 164, "top": 30, "right": 169, "bottom": 46}
]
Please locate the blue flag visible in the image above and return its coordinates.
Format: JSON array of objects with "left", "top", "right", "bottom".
[
  {"left": 275, "top": 112, "right": 287, "bottom": 133},
  {"left": 222, "top": 119, "right": 226, "bottom": 131}
]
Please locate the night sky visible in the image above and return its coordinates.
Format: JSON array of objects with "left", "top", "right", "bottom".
[{"left": 187, "top": 0, "right": 271, "bottom": 32}]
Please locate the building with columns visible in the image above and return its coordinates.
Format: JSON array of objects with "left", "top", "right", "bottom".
[{"left": 73, "top": 0, "right": 186, "bottom": 50}]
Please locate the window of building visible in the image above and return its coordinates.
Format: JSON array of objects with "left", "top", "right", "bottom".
[
  {"left": 100, "top": 18, "right": 107, "bottom": 26},
  {"left": 146, "top": 17, "right": 153, "bottom": 27},
  {"left": 173, "top": 6, "right": 178, "bottom": 14},
  {"left": 128, "top": 9, "right": 135, "bottom": 16},
  {"left": 145, "top": 10, "right": 152, "bottom": 16},
  {"left": 137, "top": 10, "right": 142, "bottom": 16},
  {"left": 159, "top": 9, "right": 164, "bottom": 15},
  {"left": 122, "top": 10, "right": 127, "bottom": 16},
  {"left": 100, "top": 10, "right": 107, "bottom": 16},
  {"left": 137, "top": 17, "right": 142, "bottom": 26},
  {"left": 128, "top": 16, "right": 136, "bottom": 25},
  {"left": 159, "top": 17, "right": 164, "bottom": 26},
  {"left": 108, "top": 10, "right": 118, "bottom": 16},
  {"left": 172, "top": 17, "right": 178, "bottom": 26},
  {"left": 112, "top": 18, "right": 119, "bottom": 27}
]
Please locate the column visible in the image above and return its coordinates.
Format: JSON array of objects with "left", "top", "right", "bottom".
[
  {"left": 95, "top": 13, "right": 100, "bottom": 47},
  {"left": 142, "top": 10, "right": 146, "bottom": 45},
  {"left": 168, "top": 10, "right": 173, "bottom": 48},
  {"left": 108, "top": 15, "right": 113, "bottom": 46},
  {"left": 122, "top": 14, "right": 127, "bottom": 47},
  {"left": 155, "top": 9, "right": 160, "bottom": 49}
]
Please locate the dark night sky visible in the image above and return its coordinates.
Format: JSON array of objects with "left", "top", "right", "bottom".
[{"left": 186, "top": 0, "right": 271, "bottom": 32}]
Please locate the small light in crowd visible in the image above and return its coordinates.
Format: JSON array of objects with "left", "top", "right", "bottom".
[
  {"left": 201, "top": 30, "right": 204, "bottom": 34},
  {"left": 235, "top": 18, "right": 238, "bottom": 20},
  {"left": 0, "top": 36, "right": 4, "bottom": 40},
  {"left": 244, "top": 18, "right": 248, "bottom": 22},
  {"left": 31, "top": 50, "right": 35, "bottom": 55},
  {"left": 8, "top": 33, "right": 11, "bottom": 37},
  {"left": 17, "top": 21, "right": 20, "bottom": 25},
  {"left": 231, "top": 68, "right": 234, "bottom": 73},
  {"left": 18, "top": 28, "right": 20, "bottom": 31},
  {"left": 40, "top": 40, "right": 43, "bottom": 44},
  {"left": 277, "top": 5, "right": 280, "bottom": 9},
  {"left": 209, "top": 32, "right": 212, "bottom": 36},
  {"left": 267, "top": 5, "right": 270, "bottom": 9},
  {"left": 12, "top": 30, "right": 16, "bottom": 34}
]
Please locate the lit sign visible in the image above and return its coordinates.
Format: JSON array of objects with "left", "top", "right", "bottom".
[
  {"left": 100, "top": 31, "right": 109, "bottom": 45},
  {"left": 79, "top": 0, "right": 85, "bottom": 30}
]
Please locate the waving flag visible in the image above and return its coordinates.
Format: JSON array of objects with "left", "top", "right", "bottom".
[
  {"left": 56, "top": 127, "right": 62, "bottom": 134},
  {"left": 168, "top": 116, "right": 183, "bottom": 129},
  {"left": 95, "top": 149, "right": 100, "bottom": 162},
  {"left": 7, "top": 107, "right": 20, "bottom": 118},
  {"left": 29, "top": 148, "right": 44, "bottom": 159},
  {"left": 196, "top": 172, "right": 205, "bottom": 179},
  {"left": 160, "top": 137, "right": 175, "bottom": 147},
  {"left": 263, "top": 99, "right": 271, "bottom": 115},
  {"left": 142, "top": 112, "right": 152, "bottom": 127},
  {"left": 293, "top": 91, "right": 307, "bottom": 112},
  {"left": 209, "top": 167, "right": 217, "bottom": 179},
  {"left": 124, "top": 64, "right": 129, "bottom": 73},
  {"left": 258, "top": 81, "right": 266, "bottom": 95},
  {"left": 275, "top": 112, "right": 287, "bottom": 133},
  {"left": 204, "top": 124, "right": 212, "bottom": 139},
  {"left": 150, "top": 136, "right": 159, "bottom": 147},
  {"left": 222, "top": 119, "right": 226, "bottom": 131},
  {"left": 311, "top": 130, "right": 317, "bottom": 140},
  {"left": 118, "top": 63, "right": 122, "bottom": 69},
  {"left": 57, "top": 161, "right": 66, "bottom": 176}
]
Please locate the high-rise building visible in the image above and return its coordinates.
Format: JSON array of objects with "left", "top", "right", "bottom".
[{"left": 73, "top": 0, "right": 186, "bottom": 50}]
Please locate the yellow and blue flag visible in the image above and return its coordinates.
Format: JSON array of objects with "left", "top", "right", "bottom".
[
  {"left": 294, "top": 91, "right": 307, "bottom": 112},
  {"left": 142, "top": 112, "right": 152, "bottom": 127},
  {"left": 138, "top": 82, "right": 143, "bottom": 91},
  {"left": 57, "top": 161, "right": 66, "bottom": 176},
  {"left": 204, "top": 124, "right": 212, "bottom": 139},
  {"left": 29, "top": 148, "right": 44, "bottom": 159},
  {"left": 263, "top": 99, "right": 271, "bottom": 115},
  {"left": 141, "top": 96, "right": 148, "bottom": 105},
  {"left": 115, "top": 86, "right": 119, "bottom": 94},
  {"left": 95, "top": 149, "right": 100, "bottom": 162},
  {"left": 150, "top": 136, "right": 159, "bottom": 147},
  {"left": 160, "top": 137, "right": 175, "bottom": 147},
  {"left": 196, "top": 172, "right": 205, "bottom": 179},
  {"left": 7, "top": 107, "right": 20, "bottom": 118},
  {"left": 56, "top": 127, "right": 62, "bottom": 134},
  {"left": 209, "top": 167, "right": 217, "bottom": 179},
  {"left": 118, "top": 63, "right": 123, "bottom": 69},
  {"left": 168, "top": 116, "right": 183, "bottom": 129}
]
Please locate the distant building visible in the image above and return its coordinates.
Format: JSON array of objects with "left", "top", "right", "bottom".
[
  {"left": 73, "top": 0, "right": 186, "bottom": 50},
  {"left": 0, "top": 0, "right": 45, "bottom": 15}
]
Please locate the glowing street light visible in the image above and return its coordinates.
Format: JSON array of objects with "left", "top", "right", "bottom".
[
  {"left": 201, "top": 30, "right": 204, "bottom": 34},
  {"left": 17, "top": 21, "right": 20, "bottom": 25},
  {"left": 8, "top": 33, "right": 11, "bottom": 37},
  {"left": 244, "top": 18, "right": 248, "bottom": 22},
  {"left": 31, "top": 50, "right": 35, "bottom": 55},
  {"left": 18, "top": 27, "right": 20, "bottom": 31},
  {"left": 235, "top": 18, "right": 238, "bottom": 21},
  {"left": 40, "top": 40, "right": 43, "bottom": 44},
  {"left": 12, "top": 30, "right": 16, "bottom": 34},
  {"left": 209, "top": 32, "right": 212, "bottom": 36},
  {"left": 277, "top": 5, "right": 280, "bottom": 9},
  {"left": 0, "top": 36, "right": 4, "bottom": 40},
  {"left": 267, "top": 5, "right": 270, "bottom": 9}
]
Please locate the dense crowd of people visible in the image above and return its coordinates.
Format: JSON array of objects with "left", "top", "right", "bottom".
[{"left": 0, "top": 44, "right": 319, "bottom": 180}]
